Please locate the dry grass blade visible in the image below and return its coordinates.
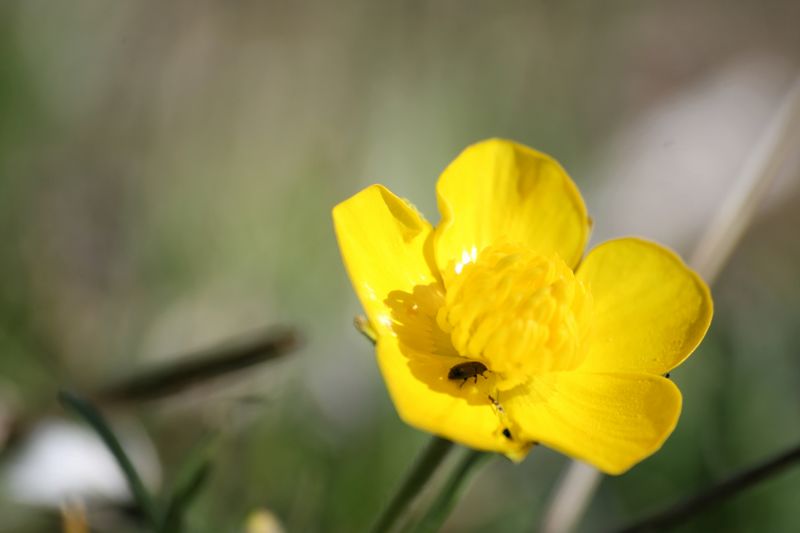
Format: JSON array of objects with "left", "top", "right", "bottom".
[
  {"left": 96, "top": 326, "right": 299, "bottom": 404},
  {"left": 612, "top": 442, "right": 800, "bottom": 533}
]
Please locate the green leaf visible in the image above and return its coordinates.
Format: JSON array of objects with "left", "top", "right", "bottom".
[
  {"left": 58, "top": 390, "right": 160, "bottom": 528},
  {"left": 159, "top": 434, "right": 218, "bottom": 532}
]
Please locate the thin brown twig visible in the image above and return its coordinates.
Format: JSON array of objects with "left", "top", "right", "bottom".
[
  {"left": 95, "top": 326, "right": 298, "bottom": 403},
  {"left": 611, "top": 442, "right": 800, "bottom": 533}
]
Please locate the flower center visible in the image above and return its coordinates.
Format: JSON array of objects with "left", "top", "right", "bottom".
[{"left": 437, "top": 244, "right": 592, "bottom": 381}]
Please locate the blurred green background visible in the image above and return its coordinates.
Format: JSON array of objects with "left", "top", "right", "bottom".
[{"left": 1, "top": 1, "right": 799, "bottom": 532}]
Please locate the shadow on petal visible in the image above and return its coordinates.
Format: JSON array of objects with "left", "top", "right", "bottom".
[{"left": 384, "top": 284, "right": 496, "bottom": 405}]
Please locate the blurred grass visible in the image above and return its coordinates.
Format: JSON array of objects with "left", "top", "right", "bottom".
[{"left": 0, "top": 1, "right": 799, "bottom": 532}]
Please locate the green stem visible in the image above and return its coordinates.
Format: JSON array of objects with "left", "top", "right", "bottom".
[
  {"left": 58, "top": 391, "right": 160, "bottom": 528},
  {"left": 414, "top": 449, "right": 491, "bottom": 533},
  {"left": 370, "top": 436, "right": 454, "bottom": 533}
]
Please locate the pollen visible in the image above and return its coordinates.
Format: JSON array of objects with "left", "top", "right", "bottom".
[{"left": 437, "top": 244, "right": 592, "bottom": 378}]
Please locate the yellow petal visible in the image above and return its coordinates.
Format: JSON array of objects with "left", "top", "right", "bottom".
[
  {"left": 377, "top": 335, "right": 525, "bottom": 455},
  {"left": 433, "top": 139, "right": 591, "bottom": 278},
  {"left": 576, "top": 238, "right": 713, "bottom": 374},
  {"left": 504, "top": 372, "right": 682, "bottom": 474},
  {"left": 333, "top": 185, "right": 438, "bottom": 336}
]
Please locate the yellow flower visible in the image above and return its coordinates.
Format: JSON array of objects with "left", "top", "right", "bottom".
[{"left": 333, "top": 139, "right": 712, "bottom": 474}]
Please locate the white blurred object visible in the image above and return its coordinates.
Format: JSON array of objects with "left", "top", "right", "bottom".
[
  {"left": 305, "top": 331, "right": 380, "bottom": 434},
  {"left": 3, "top": 419, "right": 160, "bottom": 507},
  {"left": 589, "top": 56, "right": 800, "bottom": 252}
]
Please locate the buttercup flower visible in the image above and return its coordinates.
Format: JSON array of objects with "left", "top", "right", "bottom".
[{"left": 333, "top": 139, "right": 712, "bottom": 474}]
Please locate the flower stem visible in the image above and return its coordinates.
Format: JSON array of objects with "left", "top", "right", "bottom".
[
  {"left": 413, "top": 449, "right": 491, "bottom": 533},
  {"left": 370, "top": 436, "right": 454, "bottom": 533},
  {"left": 612, "top": 440, "right": 800, "bottom": 532}
]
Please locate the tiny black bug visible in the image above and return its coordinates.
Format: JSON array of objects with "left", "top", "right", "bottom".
[
  {"left": 502, "top": 428, "right": 513, "bottom": 440},
  {"left": 448, "top": 361, "right": 488, "bottom": 387}
]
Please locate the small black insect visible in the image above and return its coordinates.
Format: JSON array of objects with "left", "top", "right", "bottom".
[
  {"left": 448, "top": 361, "right": 488, "bottom": 387},
  {"left": 664, "top": 372, "right": 671, "bottom": 379},
  {"left": 502, "top": 428, "right": 513, "bottom": 440}
]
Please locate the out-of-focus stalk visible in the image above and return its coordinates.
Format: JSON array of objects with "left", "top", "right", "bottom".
[
  {"left": 612, "top": 440, "right": 800, "bottom": 532},
  {"left": 369, "top": 436, "right": 454, "bottom": 533},
  {"left": 689, "top": 75, "right": 800, "bottom": 280},
  {"left": 412, "top": 449, "right": 491, "bottom": 533},
  {"left": 540, "top": 75, "right": 800, "bottom": 533}
]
